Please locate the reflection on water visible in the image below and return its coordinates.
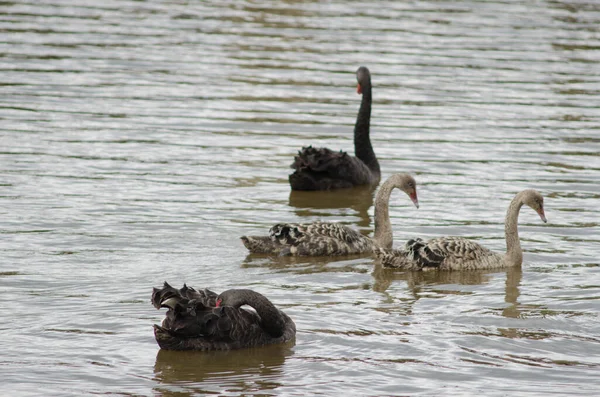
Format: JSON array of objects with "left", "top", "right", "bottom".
[
  {"left": 370, "top": 265, "right": 525, "bottom": 324},
  {"left": 288, "top": 185, "right": 375, "bottom": 229},
  {"left": 153, "top": 344, "right": 294, "bottom": 396},
  {"left": 371, "top": 264, "right": 499, "bottom": 294},
  {"left": 502, "top": 266, "right": 523, "bottom": 318},
  {"left": 242, "top": 252, "right": 372, "bottom": 275},
  {"left": 1, "top": 0, "right": 599, "bottom": 396}
]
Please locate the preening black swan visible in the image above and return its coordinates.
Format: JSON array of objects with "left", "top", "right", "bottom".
[
  {"left": 241, "top": 173, "right": 418, "bottom": 256},
  {"left": 376, "top": 189, "right": 547, "bottom": 270},
  {"left": 289, "top": 66, "right": 380, "bottom": 190},
  {"left": 152, "top": 282, "right": 296, "bottom": 351}
]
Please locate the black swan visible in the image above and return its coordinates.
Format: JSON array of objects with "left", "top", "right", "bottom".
[
  {"left": 241, "top": 173, "right": 418, "bottom": 256},
  {"left": 289, "top": 66, "right": 380, "bottom": 190},
  {"left": 152, "top": 282, "right": 296, "bottom": 351},
  {"left": 376, "top": 189, "right": 547, "bottom": 270}
]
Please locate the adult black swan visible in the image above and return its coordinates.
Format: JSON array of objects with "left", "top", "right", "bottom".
[
  {"left": 152, "top": 282, "right": 296, "bottom": 351},
  {"left": 289, "top": 66, "right": 380, "bottom": 190}
]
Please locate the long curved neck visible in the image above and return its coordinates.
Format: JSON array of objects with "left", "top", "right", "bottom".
[
  {"left": 222, "top": 289, "right": 286, "bottom": 338},
  {"left": 373, "top": 178, "right": 395, "bottom": 249},
  {"left": 354, "top": 84, "right": 379, "bottom": 176},
  {"left": 505, "top": 193, "right": 524, "bottom": 266}
]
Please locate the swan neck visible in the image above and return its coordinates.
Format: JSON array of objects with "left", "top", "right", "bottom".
[
  {"left": 222, "top": 289, "right": 286, "bottom": 338},
  {"left": 505, "top": 193, "right": 524, "bottom": 266},
  {"left": 354, "top": 84, "right": 379, "bottom": 176},
  {"left": 373, "top": 178, "right": 395, "bottom": 249}
]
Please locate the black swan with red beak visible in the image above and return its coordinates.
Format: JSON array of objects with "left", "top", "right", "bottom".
[
  {"left": 289, "top": 66, "right": 380, "bottom": 190},
  {"left": 152, "top": 282, "right": 296, "bottom": 351}
]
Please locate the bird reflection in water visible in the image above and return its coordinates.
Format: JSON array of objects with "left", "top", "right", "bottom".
[
  {"left": 371, "top": 265, "right": 523, "bottom": 319},
  {"left": 288, "top": 184, "right": 376, "bottom": 230},
  {"left": 153, "top": 343, "right": 294, "bottom": 396},
  {"left": 501, "top": 266, "right": 523, "bottom": 319},
  {"left": 371, "top": 264, "right": 493, "bottom": 294},
  {"left": 241, "top": 251, "right": 373, "bottom": 274}
]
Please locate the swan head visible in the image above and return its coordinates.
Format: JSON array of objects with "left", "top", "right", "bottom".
[
  {"left": 388, "top": 173, "right": 419, "bottom": 208},
  {"left": 216, "top": 289, "right": 249, "bottom": 309},
  {"left": 521, "top": 189, "right": 547, "bottom": 223},
  {"left": 356, "top": 66, "right": 371, "bottom": 94}
]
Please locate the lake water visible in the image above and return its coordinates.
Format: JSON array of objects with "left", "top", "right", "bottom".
[{"left": 1, "top": 0, "right": 599, "bottom": 396}]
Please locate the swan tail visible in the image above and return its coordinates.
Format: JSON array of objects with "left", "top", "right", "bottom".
[
  {"left": 241, "top": 235, "right": 281, "bottom": 254},
  {"left": 153, "top": 324, "right": 179, "bottom": 349},
  {"left": 241, "top": 224, "right": 315, "bottom": 255},
  {"left": 153, "top": 320, "right": 227, "bottom": 351},
  {"left": 153, "top": 324, "right": 201, "bottom": 351},
  {"left": 376, "top": 246, "right": 424, "bottom": 270}
]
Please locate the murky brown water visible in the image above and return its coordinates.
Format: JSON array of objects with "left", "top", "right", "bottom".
[{"left": 1, "top": 0, "right": 599, "bottom": 395}]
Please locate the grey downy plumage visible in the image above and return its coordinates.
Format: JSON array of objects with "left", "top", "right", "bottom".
[
  {"left": 377, "top": 189, "right": 547, "bottom": 271},
  {"left": 242, "top": 173, "right": 419, "bottom": 256}
]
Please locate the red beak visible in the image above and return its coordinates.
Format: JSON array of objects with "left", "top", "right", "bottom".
[
  {"left": 410, "top": 192, "right": 419, "bottom": 209},
  {"left": 215, "top": 299, "right": 221, "bottom": 308},
  {"left": 538, "top": 209, "right": 547, "bottom": 223},
  {"left": 356, "top": 83, "right": 362, "bottom": 94}
]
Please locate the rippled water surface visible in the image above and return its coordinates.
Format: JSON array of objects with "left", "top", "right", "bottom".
[{"left": 1, "top": 0, "right": 600, "bottom": 395}]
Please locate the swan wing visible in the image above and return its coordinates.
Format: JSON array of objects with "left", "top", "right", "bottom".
[
  {"left": 152, "top": 281, "right": 217, "bottom": 310},
  {"left": 290, "top": 146, "right": 374, "bottom": 189},
  {"left": 270, "top": 222, "right": 365, "bottom": 244},
  {"left": 414, "top": 236, "right": 495, "bottom": 266}
]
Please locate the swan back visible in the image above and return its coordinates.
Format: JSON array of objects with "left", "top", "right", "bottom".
[
  {"left": 269, "top": 222, "right": 374, "bottom": 256},
  {"left": 378, "top": 237, "right": 500, "bottom": 270}
]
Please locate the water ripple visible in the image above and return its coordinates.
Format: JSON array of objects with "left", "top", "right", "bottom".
[{"left": 1, "top": 0, "right": 599, "bottom": 396}]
